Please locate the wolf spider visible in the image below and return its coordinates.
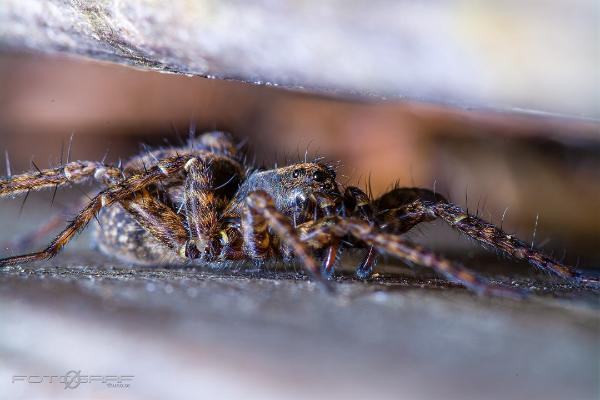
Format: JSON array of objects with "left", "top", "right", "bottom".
[{"left": 0, "top": 131, "right": 588, "bottom": 297}]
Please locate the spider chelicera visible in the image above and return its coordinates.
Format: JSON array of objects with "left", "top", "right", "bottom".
[{"left": 0, "top": 131, "right": 589, "bottom": 297}]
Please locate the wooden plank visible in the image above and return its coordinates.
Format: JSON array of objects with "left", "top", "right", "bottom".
[{"left": 1, "top": 0, "right": 598, "bottom": 118}]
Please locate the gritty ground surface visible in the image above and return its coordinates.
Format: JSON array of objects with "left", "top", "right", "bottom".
[{"left": 0, "top": 202, "right": 599, "bottom": 400}]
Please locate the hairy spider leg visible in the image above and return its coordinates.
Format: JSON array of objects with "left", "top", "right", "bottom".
[
  {"left": 0, "top": 161, "right": 122, "bottom": 199},
  {"left": 182, "top": 157, "right": 224, "bottom": 258},
  {"left": 244, "top": 191, "right": 333, "bottom": 292},
  {"left": 343, "top": 186, "right": 378, "bottom": 278},
  {"left": 114, "top": 143, "right": 244, "bottom": 263},
  {"left": 0, "top": 159, "right": 190, "bottom": 263},
  {"left": 298, "top": 216, "right": 525, "bottom": 298},
  {"left": 433, "top": 202, "right": 578, "bottom": 278},
  {"left": 320, "top": 242, "right": 340, "bottom": 278},
  {"left": 0, "top": 155, "right": 195, "bottom": 267},
  {"left": 242, "top": 193, "right": 275, "bottom": 261},
  {"left": 375, "top": 188, "right": 580, "bottom": 280},
  {"left": 0, "top": 162, "right": 119, "bottom": 255},
  {"left": 119, "top": 190, "right": 190, "bottom": 256},
  {"left": 314, "top": 192, "right": 342, "bottom": 278},
  {"left": 2, "top": 196, "right": 90, "bottom": 252},
  {"left": 95, "top": 160, "right": 192, "bottom": 261}
]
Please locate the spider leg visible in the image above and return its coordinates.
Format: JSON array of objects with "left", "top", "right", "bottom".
[
  {"left": 0, "top": 197, "right": 104, "bottom": 266},
  {"left": 244, "top": 191, "right": 332, "bottom": 291},
  {"left": 182, "top": 157, "right": 225, "bottom": 259},
  {"left": 299, "top": 216, "right": 524, "bottom": 297},
  {"left": 2, "top": 196, "right": 90, "bottom": 252},
  {"left": 3, "top": 191, "right": 192, "bottom": 264},
  {"left": 314, "top": 192, "right": 343, "bottom": 278},
  {"left": 343, "top": 186, "right": 379, "bottom": 278},
  {"left": 432, "top": 202, "right": 578, "bottom": 278},
  {"left": 0, "top": 155, "right": 194, "bottom": 266},
  {"left": 356, "top": 246, "right": 378, "bottom": 279},
  {"left": 3, "top": 170, "right": 191, "bottom": 262},
  {"left": 375, "top": 188, "right": 581, "bottom": 280},
  {"left": 0, "top": 161, "right": 122, "bottom": 199},
  {"left": 321, "top": 242, "right": 340, "bottom": 278},
  {"left": 124, "top": 149, "right": 244, "bottom": 260},
  {"left": 110, "top": 151, "right": 242, "bottom": 262},
  {"left": 1, "top": 164, "right": 123, "bottom": 254},
  {"left": 118, "top": 189, "right": 191, "bottom": 258},
  {"left": 241, "top": 193, "right": 275, "bottom": 261}
]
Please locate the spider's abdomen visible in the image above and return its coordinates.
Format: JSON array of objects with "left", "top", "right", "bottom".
[{"left": 93, "top": 204, "right": 183, "bottom": 266}]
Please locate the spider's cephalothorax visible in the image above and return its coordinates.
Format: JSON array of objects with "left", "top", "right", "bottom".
[{"left": 0, "top": 131, "right": 591, "bottom": 296}]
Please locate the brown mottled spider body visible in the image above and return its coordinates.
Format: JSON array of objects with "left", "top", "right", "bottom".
[{"left": 0, "top": 131, "right": 589, "bottom": 296}]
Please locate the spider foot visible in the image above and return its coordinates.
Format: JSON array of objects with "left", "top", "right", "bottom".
[
  {"left": 355, "top": 246, "right": 377, "bottom": 280},
  {"left": 355, "top": 262, "right": 373, "bottom": 280},
  {"left": 320, "top": 264, "right": 336, "bottom": 280}
]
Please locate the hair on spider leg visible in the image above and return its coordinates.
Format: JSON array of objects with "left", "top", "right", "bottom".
[
  {"left": 480, "top": 195, "right": 489, "bottom": 220},
  {"left": 366, "top": 171, "right": 374, "bottom": 202},
  {"left": 464, "top": 184, "right": 470, "bottom": 215},
  {"left": 161, "top": 137, "right": 173, "bottom": 149},
  {"left": 30, "top": 159, "right": 43, "bottom": 174},
  {"left": 536, "top": 237, "right": 551, "bottom": 250},
  {"left": 100, "top": 146, "right": 112, "bottom": 165},
  {"left": 531, "top": 213, "right": 540, "bottom": 250},
  {"left": 50, "top": 183, "right": 60, "bottom": 208},
  {"left": 66, "top": 131, "right": 75, "bottom": 164},
  {"left": 169, "top": 121, "right": 185, "bottom": 146},
  {"left": 17, "top": 189, "right": 31, "bottom": 219},
  {"left": 188, "top": 120, "right": 197, "bottom": 149},
  {"left": 408, "top": 164, "right": 416, "bottom": 187},
  {"left": 4, "top": 150, "right": 12, "bottom": 178},
  {"left": 500, "top": 206, "right": 510, "bottom": 231},
  {"left": 235, "top": 136, "right": 250, "bottom": 152}
]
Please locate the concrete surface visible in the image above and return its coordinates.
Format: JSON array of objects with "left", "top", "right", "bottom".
[{"left": 0, "top": 199, "right": 599, "bottom": 400}]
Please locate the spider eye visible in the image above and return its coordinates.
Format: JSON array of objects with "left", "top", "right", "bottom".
[
  {"left": 312, "top": 170, "right": 328, "bottom": 182},
  {"left": 292, "top": 168, "right": 305, "bottom": 178}
]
